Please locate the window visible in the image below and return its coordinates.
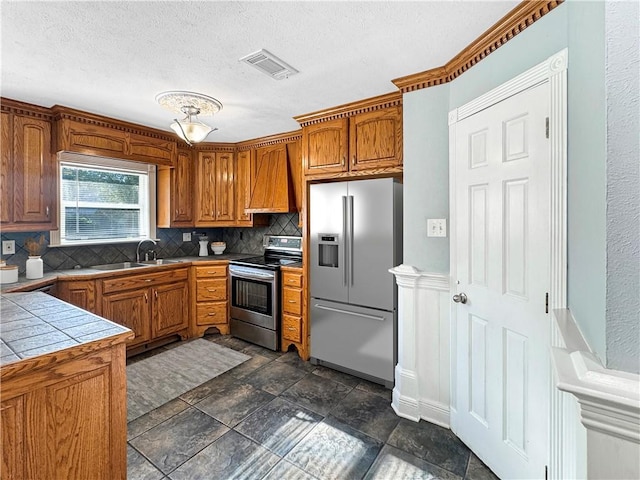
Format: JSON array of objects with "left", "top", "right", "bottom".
[{"left": 51, "top": 153, "right": 156, "bottom": 246}]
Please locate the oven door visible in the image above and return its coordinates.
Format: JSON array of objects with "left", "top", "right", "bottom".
[{"left": 229, "top": 265, "right": 278, "bottom": 330}]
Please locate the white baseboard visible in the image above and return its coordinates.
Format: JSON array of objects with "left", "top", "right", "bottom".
[{"left": 419, "top": 398, "right": 450, "bottom": 428}]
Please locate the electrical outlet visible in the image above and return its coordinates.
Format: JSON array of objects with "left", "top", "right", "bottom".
[
  {"left": 2, "top": 240, "right": 15, "bottom": 255},
  {"left": 182, "top": 232, "right": 192, "bottom": 242},
  {"left": 427, "top": 219, "right": 447, "bottom": 238}
]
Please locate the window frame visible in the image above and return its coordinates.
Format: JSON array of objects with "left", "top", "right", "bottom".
[{"left": 50, "top": 152, "right": 156, "bottom": 247}]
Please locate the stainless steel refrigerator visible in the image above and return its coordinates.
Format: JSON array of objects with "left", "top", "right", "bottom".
[{"left": 310, "top": 177, "right": 402, "bottom": 388}]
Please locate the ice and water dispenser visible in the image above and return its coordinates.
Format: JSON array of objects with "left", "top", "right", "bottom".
[{"left": 317, "top": 234, "right": 339, "bottom": 268}]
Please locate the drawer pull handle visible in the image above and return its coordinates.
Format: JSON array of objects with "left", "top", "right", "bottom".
[
  {"left": 208, "top": 312, "right": 217, "bottom": 316},
  {"left": 145, "top": 279, "right": 152, "bottom": 282},
  {"left": 207, "top": 288, "right": 217, "bottom": 292},
  {"left": 288, "top": 300, "right": 296, "bottom": 303},
  {"left": 287, "top": 327, "right": 296, "bottom": 331}
]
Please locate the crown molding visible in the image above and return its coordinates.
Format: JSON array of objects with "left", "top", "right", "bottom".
[
  {"left": 236, "top": 129, "right": 302, "bottom": 151},
  {"left": 393, "top": 0, "right": 564, "bottom": 93},
  {"left": 1, "top": 97, "right": 53, "bottom": 120},
  {"left": 294, "top": 91, "right": 402, "bottom": 127}
]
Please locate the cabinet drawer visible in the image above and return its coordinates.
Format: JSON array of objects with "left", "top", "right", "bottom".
[
  {"left": 196, "top": 279, "right": 227, "bottom": 301},
  {"left": 102, "top": 267, "right": 188, "bottom": 294},
  {"left": 196, "top": 302, "right": 228, "bottom": 326},
  {"left": 282, "top": 314, "right": 302, "bottom": 343},
  {"left": 282, "top": 271, "right": 302, "bottom": 288},
  {"left": 194, "top": 264, "right": 228, "bottom": 278},
  {"left": 282, "top": 287, "right": 302, "bottom": 315}
]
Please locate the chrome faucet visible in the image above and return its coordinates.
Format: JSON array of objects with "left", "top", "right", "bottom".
[{"left": 136, "top": 239, "right": 157, "bottom": 262}]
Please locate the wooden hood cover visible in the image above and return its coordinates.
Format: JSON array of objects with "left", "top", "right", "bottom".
[{"left": 246, "top": 144, "right": 296, "bottom": 213}]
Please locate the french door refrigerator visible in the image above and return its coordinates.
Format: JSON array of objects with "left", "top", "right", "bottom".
[{"left": 310, "top": 177, "right": 402, "bottom": 387}]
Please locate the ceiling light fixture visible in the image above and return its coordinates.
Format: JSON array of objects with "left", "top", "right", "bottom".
[{"left": 156, "top": 91, "right": 222, "bottom": 145}]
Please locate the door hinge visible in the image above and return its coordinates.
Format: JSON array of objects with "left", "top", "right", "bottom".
[
  {"left": 545, "top": 465, "right": 549, "bottom": 480},
  {"left": 545, "top": 117, "right": 550, "bottom": 138},
  {"left": 545, "top": 293, "right": 549, "bottom": 314}
]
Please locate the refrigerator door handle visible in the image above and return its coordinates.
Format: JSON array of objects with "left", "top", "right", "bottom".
[
  {"left": 349, "top": 195, "right": 354, "bottom": 286},
  {"left": 342, "top": 195, "right": 348, "bottom": 286},
  {"left": 313, "top": 303, "right": 386, "bottom": 322}
]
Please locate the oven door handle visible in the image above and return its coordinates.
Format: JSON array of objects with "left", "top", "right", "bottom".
[{"left": 230, "top": 271, "right": 276, "bottom": 283}]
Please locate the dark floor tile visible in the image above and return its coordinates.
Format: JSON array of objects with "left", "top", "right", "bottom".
[
  {"left": 127, "top": 398, "right": 190, "bottom": 440},
  {"left": 328, "top": 388, "right": 400, "bottom": 442},
  {"left": 241, "top": 342, "right": 283, "bottom": 360},
  {"left": 207, "top": 334, "right": 253, "bottom": 352},
  {"left": 129, "top": 407, "right": 228, "bottom": 474},
  {"left": 195, "top": 383, "right": 275, "bottom": 427},
  {"left": 235, "top": 397, "right": 322, "bottom": 456},
  {"left": 465, "top": 453, "right": 500, "bottom": 480},
  {"left": 168, "top": 430, "right": 280, "bottom": 480},
  {"left": 262, "top": 460, "right": 319, "bottom": 480},
  {"left": 355, "top": 379, "right": 393, "bottom": 401},
  {"left": 280, "top": 373, "right": 353, "bottom": 416},
  {"left": 276, "top": 351, "right": 317, "bottom": 372},
  {"left": 364, "top": 445, "right": 461, "bottom": 480},
  {"left": 227, "top": 354, "right": 273, "bottom": 379},
  {"left": 127, "top": 445, "right": 164, "bottom": 480},
  {"left": 312, "top": 365, "right": 362, "bottom": 388},
  {"left": 285, "top": 416, "right": 383, "bottom": 480},
  {"left": 387, "top": 419, "right": 470, "bottom": 477},
  {"left": 245, "top": 360, "right": 307, "bottom": 395},
  {"left": 179, "top": 370, "right": 241, "bottom": 404}
]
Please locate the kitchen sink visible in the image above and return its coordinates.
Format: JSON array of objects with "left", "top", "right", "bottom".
[
  {"left": 90, "top": 262, "right": 147, "bottom": 271},
  {"left": 137, "top": 259, "right": 183, "bottom": 265}
]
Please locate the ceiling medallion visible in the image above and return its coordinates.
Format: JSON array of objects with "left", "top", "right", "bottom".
[{"left": 155, "top": 91, "right": 223, "bottom": 145}]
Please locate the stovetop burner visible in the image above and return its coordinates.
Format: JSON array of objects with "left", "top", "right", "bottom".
[{"left": 229, "top": 235, "right": 302, "bottom": 271}]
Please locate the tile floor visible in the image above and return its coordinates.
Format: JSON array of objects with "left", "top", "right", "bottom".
[{"left": 127, "top": 334, "right": 499, "bottom": 480}]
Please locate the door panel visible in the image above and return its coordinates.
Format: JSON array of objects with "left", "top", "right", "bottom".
[
  {"left": 102, "top": 290, "right": 150, "bottom": 347},
  {"left": 452, "top": 82, "right": 550, "bottom": 479},
  {"left": 152, "top": 282, "right": 188, "bottom": 338},
  {"left": 348, "top": 178, "right": 395, "bottom": 310},
  {"left": 310, "top": 182, "right": 348, "bottom": 303}
]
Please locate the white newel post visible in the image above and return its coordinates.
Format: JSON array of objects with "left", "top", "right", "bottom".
[{"left": 390, "top": 264, "right": 451, "bottom": 427}]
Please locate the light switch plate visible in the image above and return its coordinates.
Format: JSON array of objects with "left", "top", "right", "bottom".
[
  {"left": 2, "top": 240, "right": 15, "bottom": 254},
  {"left": 182, "top": 232, "right": 192, "bottom": 242},
  {"left": 427, "top": 219, "right": 447, "bottom": 237}
]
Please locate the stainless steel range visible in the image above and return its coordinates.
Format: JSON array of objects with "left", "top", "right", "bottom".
[{"left": 229, "top": 235, "right": 302, "bottom": 350}]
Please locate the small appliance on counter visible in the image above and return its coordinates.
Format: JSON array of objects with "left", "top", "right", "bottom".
[{"left": 228, "top": 235, "right": 302, "bottom": 351}]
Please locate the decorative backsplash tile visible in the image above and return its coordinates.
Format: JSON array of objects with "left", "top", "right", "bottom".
[{"left": 0, "top": 214, "right": 300, "bottom": 274}]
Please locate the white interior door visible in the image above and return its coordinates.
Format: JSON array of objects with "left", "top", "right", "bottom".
[{"left": 451, "top": 82, "right": 551, "bottom": 479}]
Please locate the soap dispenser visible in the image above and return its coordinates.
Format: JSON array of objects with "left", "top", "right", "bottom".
[{"left": 198, "top": 236, "right": 209, "bottom": 257}]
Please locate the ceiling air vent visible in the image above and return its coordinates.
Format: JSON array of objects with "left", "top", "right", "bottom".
[{"left": 240, "top": 49, "right": 299, "bottom": 80}]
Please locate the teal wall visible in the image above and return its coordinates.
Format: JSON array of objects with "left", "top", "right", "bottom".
[{"left": 402, "top": 0, "right": 615, "bottom": 364}]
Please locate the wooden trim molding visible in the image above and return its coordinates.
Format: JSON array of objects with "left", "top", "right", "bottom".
[
  {"left": 236, "top": 129, "right": 302, "bottom": 151},
  {"left": 1, "top": 98, "right": 53, "bottom": 120},
  {"left": 393, "top": 0, "right": 564, "bottom": 93},
  {"left": 190, "top": 142, "right": 237, "bottom": 153},
  {"left": 294, "top": 91, "right": 402, "bottom": 126}
]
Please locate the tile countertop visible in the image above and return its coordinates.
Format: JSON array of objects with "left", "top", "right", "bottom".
[
  {"left": 0, "top": 253, "right": 256, "bottom": 293},
  {"left": 0, "top": 292, "right": 133, "bottom": 367}
]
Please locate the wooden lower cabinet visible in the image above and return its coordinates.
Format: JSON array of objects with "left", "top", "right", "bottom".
[
  {"left": 280, "top": 267, "right": 308, "bottom": 360},
  {"left": 55, "top": 279, "right": 96, "bottom": 313},
  {"left": 0, "top": 344, "right": 128, "bottom": 479},
  {"left": 100, "top": 267, "right": 189, "bottom": 348},
  {"left": 191, "top": 263, "right": 229, "bottom": 337}
]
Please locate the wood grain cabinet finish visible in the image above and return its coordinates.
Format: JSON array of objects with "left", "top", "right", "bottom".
[
  {"left": 0, "top": 345, "right": 128, "bottom": 480},
  {"left": 247, "top": 143, "right": 296, "bottom": 213},
  {"left": 235, "top": 150, "right": 253, "bottom": 225},
  {"left": 55, "top": 279, "right": 96, "bottom": 313},
  {"left": 280, "top": 268, "right": 308, "bottom": 360},
  {"left": 1, "top": 112, "right": 56, "bottom": 231},
  {"left": 349, "top": 106, "right": 402, "bottom": 171},
  {"left": 195, "top": 152, "right": 235, "bottom": 226},
  {"left": 191, "top": 263, "right": 229, "bottom": 337},
  {"left": 302, "top": 118, "right": 349, "bottom": 176},
  {"left": 101, "top": 267, "right": 189, "bottom": 348},
  {"left": 157, "top": 148, "right": 194, "bottom": 228}
]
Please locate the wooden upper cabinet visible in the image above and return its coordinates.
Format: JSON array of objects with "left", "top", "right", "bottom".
[
  {"left": 235, "top": 150, "right": 253, "bottom": 225},
  {"left": 59, "top": 120, "right": 127, "bottom": 158},
  {"left": 128, "top": 132, "right": 176, "bottom": 165},
  {"left": 349, "top": 106, "right": 402, "bottom": 171},
  {"left": 194, "top": 151, "right": 235, "bottom": 226},
  {"left": 286, "top": 139, "right": 303, "bottom": 220},
  {"left": 157, "top": 148, "right": 194, "bottom": 228},
  {"left": 302, "top": 118, "right": 349, "bottom": 176},
  {"left": 1, "top": 111, "right": 56, "bottom": 231}
]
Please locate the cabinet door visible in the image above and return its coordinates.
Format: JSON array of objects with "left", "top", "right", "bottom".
[
  {"left": 214, "top": 152, "right": 235, "bottom": 222},
  {"left": 195, "top": 152, "right": 217, "bottom": 224},
  {"left": 1, "top": 112, "right": 12, "bottom": 224},
  {"left": 302, "top": 118, "right": 348, "bottom": 175},
  {"left": 172, "top": 149, "right": 194, "bottom": 225},
  {"left": 56, "top": 280, "right": 96, "bottom": 313},
  {"left": 60, "top": 119, "right": 128, "bottom": 158},
  {"left": 1, "top": 396, "right": 25, "bottom": 480},
  {"left": 235, "top": 150, "right": 253, "bottom": 225},
  {"left": 13, "top": 115, "right": 54, "bottom": 225},
  {"left": 349, "top": 106, "right": 402, "bottom": 171},
  {"left": 152, "top": 281, "right": 189, "bottom": 338},
  {"left": 128, "top": 132, "right": 175, "bottom": 166},
  {"left": 102, "top": 289, "right": 150, "bottom": 347}
]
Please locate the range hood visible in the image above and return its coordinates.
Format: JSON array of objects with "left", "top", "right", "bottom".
[{"left": 246, "top": 143, "right": 296, "bottom": 213}]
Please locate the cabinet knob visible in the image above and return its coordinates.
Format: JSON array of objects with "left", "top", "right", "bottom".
[
  {"left": 144, "top": 293, "right": 148, "bottom": 303},
  {"left": 154, "top": 290, "right": 158, "bottom": 299}
]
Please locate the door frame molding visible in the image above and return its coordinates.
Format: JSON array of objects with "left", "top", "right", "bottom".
[{"left": 447, "top": 47, "right": 568, "bottom": 463}]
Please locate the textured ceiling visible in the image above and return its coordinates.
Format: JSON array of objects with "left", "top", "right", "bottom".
[{"left": 1, "top": 1, "right": 518, "bottom": 142}]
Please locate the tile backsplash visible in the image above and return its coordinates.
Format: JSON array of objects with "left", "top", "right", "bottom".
[{"left": 0, "top": 213, "right": 300, "bottom": 274}]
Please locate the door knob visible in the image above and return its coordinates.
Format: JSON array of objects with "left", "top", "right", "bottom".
[{"left": 452, "top": 293, "right": 468, "bottom": 304}]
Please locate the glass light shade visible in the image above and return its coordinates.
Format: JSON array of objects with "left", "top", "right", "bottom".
[{"left": 170, "top": 119, "right": 213, "bottom": 144}]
